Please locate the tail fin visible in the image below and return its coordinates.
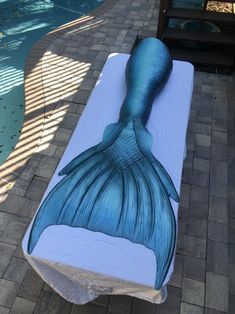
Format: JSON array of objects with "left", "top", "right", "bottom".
[{"left": 27, "top": 119, "right": 178, "bottom": 290}]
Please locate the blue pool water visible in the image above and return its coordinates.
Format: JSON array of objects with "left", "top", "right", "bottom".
[{"left": 0, "top": 0, "right": 103, "bottom": 165}]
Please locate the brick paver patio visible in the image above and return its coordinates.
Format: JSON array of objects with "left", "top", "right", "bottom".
[{"left": 0, "top": 0, "right": 234, "bottom": 313}]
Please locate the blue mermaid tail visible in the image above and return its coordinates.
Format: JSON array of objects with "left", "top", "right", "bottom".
[{"left": 27, "top": 38, "right": 179, "bottom": 289}]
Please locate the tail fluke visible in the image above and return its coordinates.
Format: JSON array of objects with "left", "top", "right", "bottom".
[
  {"left": 27, "top": 119, "right": 178, "bottom": 290},
  {"left": 58, "top": 147, "right": 96, "bottom": 176},
  {"left": 27, "top": 149, "right": 110, "bottom": 254}
]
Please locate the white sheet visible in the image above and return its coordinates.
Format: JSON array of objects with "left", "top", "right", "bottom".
[{"left": 22, "top": 53, "right": 194, "bottom": 304}]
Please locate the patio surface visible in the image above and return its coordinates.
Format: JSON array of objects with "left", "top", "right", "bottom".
[{"left": 0, "top": 0, "right": 234, "bottom": 313}]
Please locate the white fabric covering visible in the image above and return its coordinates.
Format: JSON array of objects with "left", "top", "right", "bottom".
[{"left": 22, "top": 53, "right": 194, "bottom": 304}]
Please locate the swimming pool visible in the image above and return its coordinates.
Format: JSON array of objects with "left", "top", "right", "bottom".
[{"left": 0, "top": 0, "right": 103, "bottom": 165}]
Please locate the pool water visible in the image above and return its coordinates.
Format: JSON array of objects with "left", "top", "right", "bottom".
[{"left": 0, "top": 0, "right": 103, "bottom": 165}]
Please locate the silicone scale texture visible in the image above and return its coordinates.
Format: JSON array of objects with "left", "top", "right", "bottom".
[{"left": 27, "top": 38, "right": 179, "bottom": 290}]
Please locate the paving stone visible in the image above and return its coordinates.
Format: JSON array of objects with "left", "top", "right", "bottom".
[
  {"left": 183, "top": 151, "right": 193, "bottom": 170},
  {"left": 34, "top": 291, "right": 71, "bottom": 314},
  {"left": 178, "top": 206, "right": 189, "bottom": 220},
  {"left": 43, "top": 284, "right": 54, "bottom": 293},
  {"left": 195, "top": 145, "right": 211, "bottom": 159},
  {"left": 7, "top": 178, "right": 31, "bottom": 198},
  {"left": 177, "top": 235, "right": 206, "bottom": 259},
  {"left": 189, "top": 109, "right": 197, "bottom": 122},
  {"left": 228, "top": 121, "right": 234, "bottom": 136},
  {"left": 4, "top": 257, "right": 29, "bottom": 284},
  {"left": 13, "top": 242, "right": 25, "bottom": 259},
  {"left": 228, "top": 183, "right": 235, "bottom": 201},
  {"left": 209, "top": 197, "right": 228, "bottom": 224},
  {"left": 180, "top": 302, "right": 204, "bottom": 314},
  {"left": 157, "top": 286, "right": 181, "bottom": 314},
  {"left": 182, "top": 169, "right": 209, "bottom": 187},
  {"left": 189, "top": 185, "right": 209, "bottom": 219},
  {"left": 19, "top": 167, "right": 37, "bottom": 183},
  {"left": 229, "top": 294, "right": 235, "bottom": 313},
  {"left": 54, "top": 145, "right": 66, "bottom": 159},
  {"left": 197, "top": 104, "right": 212, "bottom": 124},
  {"left": 210, "top": 182, "right": 227, "bottom": 200},
  {"left": 10, "top": 297, "right": 36, "bottom": 314},
  {"left": 210, "top": 161, "right": 228, "bottom": 198},
  {"left": 26, "top": 200, "right": 40, "bottom": 218},
  {"left": 92, "top": 295, "right": 110, "bottom": 307},
  {"left": 179, "top": 184, "right": 190, "bottom": 209},
  {"left": 189, "top": 202, "right": 209, "bottom": 220},
  {"left": 229, "top": 244, "right": 235, "bottom": 264},
  {"left": 193, "top": 157, "right": 210, "bottom": 173},
  {"left": 215, "top": 90, "right": 227, "bottom": 99},
  {"left": 36, "top": 156, "right": 60, "bottom": 179},
  {"left": 186, "top": 132, "right": 195, "bottom": 152},
  {"left": 190, "top": 185, "right": 208, "bottom": 203},
  {"left": 229, "top": 263, "right": 235, "bottom": 295},
  {"left": 169, "top": 254, "right": 184, "bottom": 288},
  {"left": 190, "top": 122, "right": 211, "bottom": 135},
  {"left": 178, "top": 216, "right": 188, "bottom": 235},
  {"left": 205, "top": 272, "right": 228, "bottom": 312},
  {"left": 212, "top": 131, "right": 227, "bottom": 144},
  {"left": 132, "top": 298, "right": 156, "bottom": 314},
  {"left": 228, "top": 199, "right": 235, "bottom": 220},
  {"left": 211, "top": 142, "right": 227, "bottom": 162},
  {"left": 228, "top": 146, "right": 235, "bottom": 168},
  {"left": 27, "top": 154, "right": 44, "bottom": 168},
  {"left": 71, "top": 303, "right": 107, "bottom": 314},
  {"left": 0, "top": 306, "right": 9, "bottom": 314},
  {"left": 228, "top": 167, "right": 235, "bottom": 184},
  {"left": 229, "top": 218, "right": 235, "bottom": 244},
  {"left": 0, "top": 212, "right": 29, "bottom": 246},
  {"left": 211, "top": 161, "right": 228, "bottom": 184},
  {"left": 208, "top": 221, "right": 228, "bottom": 243},
  {"left": 188, "top": 218, "right": 207, "bottom": 239},
  {"left": 196, "top": 134, "right": 211, "bottom": 147},
  {"left": 197, "top": 115, "right": 212, "bottom": 126},
  {"left": 0, "top": 243, "right": 15, "bottom": 277},
  {"left": 108, "top": 295, "right": 132, "bottom": 314},
  {"left": 0, "top": 195, "right": 30, "bottom": 217},
  {"left": 25, "top": 176, "right": 49, "bottom": 202},
  {"left": 213, "top": 101, "right": 228, "bottom": 120},
  {"left": 191, "top": 97, "right": 200, "bottom": 109},
  {"left": 207, "top": 240, "right": 228, "bottom": 276},
  {"left": 201, "top": 91, "right": 213, "bottom": 101},
  {"left": 60, "top": 113, "right": 80, "bottom": 130},
  {"left": 204, "top": 309, "right": 225, "bottom": 314},
  {"left": 212, "top": 131, "right": 228, "bottom": 148},
  {"left": 212, "top": 119, "right": 227, "bottom": 133},
  {"left": 214, "top": 80, "right": 227, "bottom": 91},
  {"left": 182, "top": 278, "right": 205, "bottom": 307},
  {"left": 18, "top": 268, "right": 44, "bottom": 302},
  {"left": 184, "top": 256, "right": 206, "bottom": 282},
  {"left": 0, "top": 280, "right": 18, "bottom": 308},
  {"left": 40, "top": 143, "right": 57, "bottom": 157}
]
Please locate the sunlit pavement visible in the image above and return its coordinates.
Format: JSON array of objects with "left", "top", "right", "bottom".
[{"left": 0, "top": 0, "right": 103, "bottom": 166}]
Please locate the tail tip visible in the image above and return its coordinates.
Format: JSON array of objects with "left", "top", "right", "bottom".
[{"left": 58, "top": 169, "right": 65, "bottom": 176}]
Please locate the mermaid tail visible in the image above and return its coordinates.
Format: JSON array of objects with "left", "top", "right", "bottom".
[{"left": 27, "top": 38, "right": 179, "bottom": 289}]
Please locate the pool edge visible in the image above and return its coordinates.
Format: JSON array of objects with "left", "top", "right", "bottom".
[{"left": 0, "top": 0, "right": 120, "bottom": 193}]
